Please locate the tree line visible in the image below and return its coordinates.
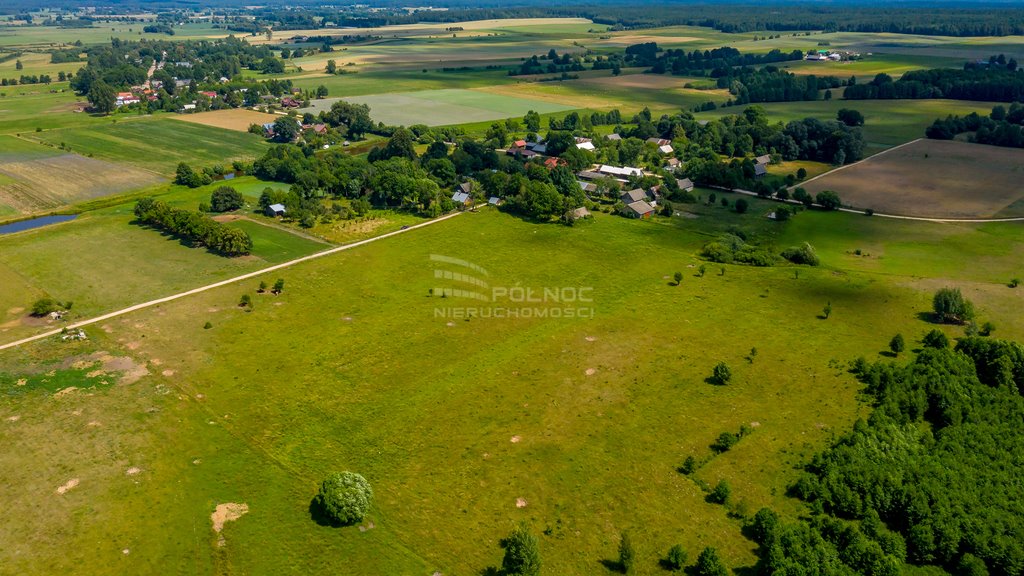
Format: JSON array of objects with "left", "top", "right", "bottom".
[
  {"left": 926, "top": 104, "right": 1024, "bottom": 149},
  {"left": 844, "top": 57, "right": 1024, "bottom": 102},
  {"left": 133, "top": 197, "right": 253, "bottom": 256}
]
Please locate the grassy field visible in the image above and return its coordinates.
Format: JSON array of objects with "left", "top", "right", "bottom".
[
  {"left": 0, "top": 180, "right": 326, "bottom": 342},
  {"left": 171, "top": 109, "right": 282, "bottom": 133},
  {"left": 308, "top": 89, "right": 576, "bottom": 126},
  {"left": 2, "top": 203, "right": 1022, "bottom": 574},
  {"left": 26, "top": 117, "right": 272, "bottom": 176},
  {"left": 801, "top": 139, "right": 1024, "bottom": 217}
]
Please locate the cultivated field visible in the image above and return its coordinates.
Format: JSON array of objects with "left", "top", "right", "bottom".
[
  {"left": 0, "top": 143, "right": 164, "bottom": 215},
  {"left": 172, "top": 109, "right": 282, "bottom": 133},
  {"left": 26, "top": 117, "right": 271, "bottom": 176},
  {"left": 801, "top": 139, "right": 1024, "bottom": 218},
  {"left": 306, "top": 89, "right": 575, "bottom": 126}
]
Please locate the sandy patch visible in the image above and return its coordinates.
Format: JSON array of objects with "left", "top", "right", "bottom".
[
  {"left": 101, "top": 324, "right": 113, "bottom": 333},
  {"left": 126, "top": 467, "right": 142, "bottom": 476},
  {"left": 53, "top": 386, "right": 78, "bottom": 399},
  {"left": 585, "top": 336, "right": 597, "bottom": 342},
  {"left": 358, "top": 521, "right": 376, "bottom": 532},
  {"left": 750, "top": 421, "right": 761, "bottom": 428},
  {"left": 211, "top": 502, "right": 249, "bottom": 547},
  {"left": 87, "top": 420, "right": 101, "bottom": 427},
  {"left": 6, "top": 415, "right": 20, "bottom": 422},
  {"left": 15, "top": 378, "right": 26, "bottom": 386},
  {"left": 150, "top": 358, "right": 163, "bottom": 366},
  {"left": 516, "top": 497, "right": 528, "bottom": 508},
  {"left": 510, "top": 435, "right": 521, "bottom": 443},
  {"left": 585, "top": 368, "right": 596, "bottom": 376},
  {"left": 56, "top": 478, "right": 79, "bottom": 494},
  {"left": 6, "top": 306, "right": 24, "bottom": 315},
  {"left": 161, "top": 369, "right": 175, "bottom": 377},
  {"left": 125, "top": 341, "right": 141, "bottom": 350}
]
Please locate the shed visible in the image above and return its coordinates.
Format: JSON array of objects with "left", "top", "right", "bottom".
[
  {"left": 452, "top": 192, "right": 471, "bottom": 204},
  {"left": 266, "top": 203, "right": 286, "bottom": 217},
  {"left": 754, "top": 164, "right": 768, "bottom": 177},
  {"left": 622, "top": 200, "right": 655, "bottom": 219},
  {"left": 621, "top": 189, "right": 648, "bottom": 204}
]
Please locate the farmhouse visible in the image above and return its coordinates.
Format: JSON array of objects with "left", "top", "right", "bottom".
[
  {"left": 622, "top": 200, "right": 655, "bottom": 219},
  {"left": 598, "top": 165, "right": 644, "bottom": 178},
  {"left": 116, "top": 92, "right": 140, "bottom": 106},
  {"left": 266, "top": 203, "right": 286, "bottom": 217},
  {"left": 577, "top": 181, "right": 597, "bottom": 194},
  {"left": 621, "top": 189, "right": 648, "bottom": 204},
  {"left": 452, "top": 191, "right": 472, "bottom": 206},
  {"left": 665, "top": 157, "right": 680, "bottom": 168},
  {"left": 261, "top": 122, "right": 276, "bottom": 137},
  {"left": 544, "top": 157, "right": 567, "bottom": 169},
  {"left": 754, "top": 164, "right": 768, "bottom": 178},
  {"left": 457, "top": 182, "right": 474, "bottom": 196},
  {"left": 754, "top": 154, "right": 771, "bottom": 165},
  {"left": 199, "top": 90, "right": 218, "bottom": 99},
  {"left": 577, "top": 170, "right": 604, "bottom": 181},
  {"left": 677, "top": 178, "right": 695, "bottom": 192}
]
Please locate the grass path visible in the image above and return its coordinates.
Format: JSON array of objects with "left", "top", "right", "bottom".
[{"left": 0, "top": 211, "right": 463, "bottom": 351}]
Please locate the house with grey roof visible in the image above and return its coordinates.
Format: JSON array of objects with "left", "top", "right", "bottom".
[
  {"left": 754, "top": 154, "right": 772, "bottom": 165},
  {"left": 621, "top": 189, "right": 648, "bottom": 204},
  {"left": 754, "top": 163, "right": 768, "bottom": 178},
  {"left": 676, "top": 178, "right": 694, "bottom": 191},
  {"left": 265, "top": 203, "right": 286, "bottom": 217},
  {"left": 622, "top": 200, "right": 655, "bottom": 219}
]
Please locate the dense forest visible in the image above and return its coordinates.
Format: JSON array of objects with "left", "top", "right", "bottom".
[
  {"left": 844, "top": 57, "right": 1024, "bottom": 102},
  {"left": 757, "top": 336, "right": 1024, "bottom": 575},
  {"left": 926, "top": 104, "right": 1024, "bottom": 148}
]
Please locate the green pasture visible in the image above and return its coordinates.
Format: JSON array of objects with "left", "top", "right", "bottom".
[
  {"left": 0, "top": 20, "right": 228, "bottom": 48},
  {"left": 26, "top": 117, "right": 271, "bottom": 175},
  {"left": 311, "top": 89, "right": 575, "bottom": 126},
  {"left": 0, "top": 50, "right": 83, "bottom": 79},
  {"left": 778, "top": 53, "right": 963, "bottom": 80},
  {"left": 2, "top": 203, "right": 1021, "bottom": 574}
]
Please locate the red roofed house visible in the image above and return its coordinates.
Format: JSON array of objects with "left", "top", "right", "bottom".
[
  {"left": 544, "top": 157, "right": 567, "bottom": 169},
  {"left": 199, "top": 91, "right": 218, "bottom": 99}
]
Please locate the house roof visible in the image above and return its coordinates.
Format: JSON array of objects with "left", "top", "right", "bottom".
[
  {"left": 626, "top": 200, "right": 655, "bottom": 215},
  {"left": 544, "top": 157, "right": 564, "bottom": 168},
  {"left": 658, "top": 144, "right": 673, "bottom": 154},
  {"left": 576, "top": 141, "right": 596, "bottom": 151},
  {"left": 622, "top": 189, "right": 648, "bottom": 203},
  {"left": 599, "top": 165, "right": 644, "bottom": 177},
  {"left": 577, "top": 181, "right": 597, "bottom": 193},
  {"left": 605, "top": 133, "right": 622, "bottom": 140},
  {"left": 268, "top": 203, "right": 286, "bottom": 212},
  {"left": 577, "top": 170, "right": 604, "bottom": 181},
  {"left": 666, "top": 157, "right": 680, "bottom": 166},
  {"left": 755, "top": 154, "right": 771, "bottom": 165},
  {"left": 488, "top": 196, "right": 501, "bottom": 205},
  {"left": 572, "top": 206, "right": 591, "bottom": 218},
  {"left": 754, "top": 164, "right": 768, "bottom": 176},
  {"left": 647, "top": 138, "right": 671, "bottom": 146},
  {"left": 513, "top": 139, "right": 527, "bottom": 148},
  {"left": 677, "top": 178, "right": 694, "bottom": 190},
  {"left": 458, "top": 182, "right": 473, "bottom": 194},
  {"left": 452, "top": 192, "right": 471, "bottom": 203}
]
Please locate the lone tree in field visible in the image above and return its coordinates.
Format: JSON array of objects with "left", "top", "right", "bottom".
[
  {"left": 210, "top": 186, "right": 244, "bottom": 213},
  {"left": 501, "top": 522, "right": 541, "bottom": 576},
  {"left": 712, "top": 362, "right": 731, "bottom": 385},
  {"left": 889, "top": 334, "right": 905, "bottom": 355},
  {"left": 932, "top": 287, "right": 975, "bottom": 324},
  {"left": 312, "top": 471, "right": 373, "bottom": 526},
  {"left": 734, "top": 198, "right": 749, "bottom": 214},
  {"left": 619, "top": 531, "right": 636, "bottom": 574},
  {"left": 823, "top": 301, "right": 832, "bottom": 319},
  {"left": 673, "top": 271, "right": 683, "bottom": 286},
  {"left": 665, "top": 544, "right": 688, "bottom": 571},
  {"left": 273, "top": 278, "right": 285, "bottom": 294},
  {"left": 695, "top": 546, "right": 729, "bottom": 576}
]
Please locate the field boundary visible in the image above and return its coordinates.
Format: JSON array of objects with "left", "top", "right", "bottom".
[
  {"left": 794, "top": 137, "right": 924, "bottom": 189},
  {"left": 0, "top": 211, "right": 463, "bottom": 351}
]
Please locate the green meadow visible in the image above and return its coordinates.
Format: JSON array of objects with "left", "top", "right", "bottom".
[
  {"left": 2, "top": 205, "right": 1021, "bottom": 574},
  {"left": 317, "top": 89, "right": 576, "bottom": 126},
  {"left": 25, "top": 117, "right": 271, "bottom": 176}
]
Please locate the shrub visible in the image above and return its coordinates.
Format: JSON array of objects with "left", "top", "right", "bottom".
[
  {"left": 709, "top": 480, "right": 731, "bottom": 504},
  {"left": 273, "top": 278, "right": 285, "bottom": 294},
  {"left": 239, "top": 294, "right": 252, "bottom": 308},
  {"left": 312, "top": 471, "right": 373, "bottom": 526},
  {"left": 712, "top": 431, "right": 739, "bottom": 453},
  {"left": 502, "top": 522, "right": 541, "bottom": 576},
  {"left": 815, "top": 190, "right": 841, "bottom": 210},
  {"left": 922, "top": 329, "right": 949, "bottom": 349},
  {"left": 203, "top": 321, "right": 213, "bottom": 329},
  {"left": 619, "top": 531, "right": 635, "bottom": 574},
  {"left": 31, "top": 298, "right": 61, "bottom": 316},
  {"left": 679, "top": 455, "right": 697, "bottom": 474},
  {"left": 889, "top": 334, "right": 905, "bottom": 355},
  {"left": 748, "top": 508, "right": 780, "bottom": 545},
  {"left": 781, "top": 242, "right": 819, "bottom": 266},
  {"left": 695, "top": 547, "right": 729, "bottom": 576},
  {"left": 734, "top": 198, "right": 748, "bottom": 213},
  {"left": 1011, "top": 278, "right": 1020, "bottom": 288},
  {"left": 665, "top": 544, "right": 688, "bottom": 571},
  {"left": 796, "top": 167, "right": 807, "bottom": 179},
  {"left": 932, "top": 287, "right": 975, "bottom": 324},
  {"left": 712, "top": 362, "right": 731, "bottom": 385}
]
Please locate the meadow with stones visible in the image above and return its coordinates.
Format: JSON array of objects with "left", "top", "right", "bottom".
[{"left": 1, "top": 8, "right": 1023, "bottom": 576}]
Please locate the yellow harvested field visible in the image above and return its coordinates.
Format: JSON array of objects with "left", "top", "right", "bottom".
[
  {"left": 171, "top": 109, "right": 282, "bottom": 132},
  {"left": 802, "top": 139, "right": 1024, "bottom": 218}
]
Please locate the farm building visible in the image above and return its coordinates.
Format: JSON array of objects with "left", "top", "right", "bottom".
[
  {"left": 677, "top": 178, "right": 695, "bottom": 191},
  {"left": 452, "top": 191, "right": 472, "bottom": 205},
  {"left": 605, "top": 133, "right": 622, "bottom": 141},
  {"left": 544, "top": 157, "right": 567, "bottom": 169},
  {"left": 647, "top": 138, "right": 671, "bottom": 147},
  {"left": 598, "top": 165, "right": 644, "bottom": 178},
  {"left": 457, "top": 182, "right": 474, "bottom": 195},
  {"left": 488, "top": 197, "right": 502, "bottom": 206},
  {"left": 666, "top": 158, "right": 680, "bottom": 168},
  {"left": 577, "top": 170, "right": 605, "bottom": 181},
  {"left": 658, "top": 144, "right": 674, "bottom": 155},
  {"left": 576, "top": 141, "right": 596, "bottom": 151},
  {"left": 754, "top": 164, "right": 768, "bottom": 178},
  {"left": 621, "top": 189, "right": 648, "bottom": 204},
  {"left": 578, "top": 181, "right": 598, "bottom": 194},
  {"left": 754, "top": 154, "right": 772, "bottom": 165},
  {"left": 571, "top": 206, "right": 591, "bottom": 219},
  {"left": 266, "top": 203, "right": 287, "bottom": 217},
  {"left": 622, "top": 200, "right": 655, "bottom": 219}
]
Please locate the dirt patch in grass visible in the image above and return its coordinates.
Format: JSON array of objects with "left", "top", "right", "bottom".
[
  {"left": 211, "top": 502, "right": 249, "bottom": 547},
  {"left": 172, "top": 109, "right": 281, "bottom": 133},
  {"left": 0, "top": 153, "right": 164, "bottom": 214},
  {"left": 801, "top": 139, "right": 1024, "bottom": 218},
  {"left": 56, "top": 478, "right": 79, "bottom": 494}
]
